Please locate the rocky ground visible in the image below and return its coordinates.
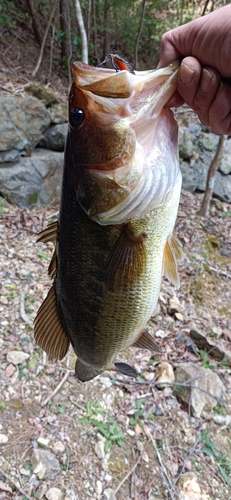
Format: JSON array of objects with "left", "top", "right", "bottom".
[{"left": 0, "top": 190, "right": 230, "bottom": 500}]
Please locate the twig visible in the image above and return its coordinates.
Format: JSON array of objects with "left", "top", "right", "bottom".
[
  {"left": 144, "top": 426, "right": 178, "bottom": 500},
  {"left": 110, "top": 376, "right": 222, "bottom": 403},
  {"left": 173, "top": 429, "right": 202, "bottom": 486},
  {"left": 0, "top": 468, "right": 34, "bottom": 500},
  {"left": 41, "top": 370, "right": 69, "bottom": 406},
  {"left": 111, "top": 445, "right": 147, "bottom": 499},
  {"left": 208, "top": 265, "right": 231, "bottom": 280},
  {"left": 20, "top": 292, "right": 33, "bottom": 330}
]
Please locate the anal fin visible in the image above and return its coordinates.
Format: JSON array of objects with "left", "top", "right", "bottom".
[
  {"left": 34, "top": 285, "right": 70, "bottom": 360},
  {"left": 75, "top": 359, "right": 102, "bottom": 382},
  {"left": 106, "top": 224, "right": 147, "bottom": 291},
  {"left": 133, "top": 329, "right": 162, "bottom": 354},
  {"left": 114, "top": 362, "right": 137, "bottom": 378}
]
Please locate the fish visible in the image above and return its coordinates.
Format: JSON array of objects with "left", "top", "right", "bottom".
[{"left": 34, "top": 58, "right": 183, "bottom": 382}]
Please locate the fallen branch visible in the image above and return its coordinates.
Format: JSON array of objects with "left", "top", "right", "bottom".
[
  {"left": 144, "top": 426, "right": 178, "bottom": 500},
  {"left": 111, "top": 445, "right": 147, "bottom": 499},
  {"left": 0, "top": 468, "right": 34, "bottom": 500},
  {"left": 20, "top": 292, "right": 33, "bottom": 330},
  {"left": 173, "top": 429, "right": 202, "bottom": 486},
  {"left": 41, "top": 370, "right": 69, "bottom": 406}
]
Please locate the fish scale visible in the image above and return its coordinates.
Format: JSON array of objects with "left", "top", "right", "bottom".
[{"left": 34, "top": 59, "right": 183, "bottom": 381}]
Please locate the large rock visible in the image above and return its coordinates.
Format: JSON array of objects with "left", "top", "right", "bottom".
[
  {"left": 180, "top": 161, "right": 231, "bottom": 202},
  {"left": 174, "top": 363, "right": 225, "bottom": 418},
  {"left": 0, "top": 149, "right": 63, "bottom": 207},
  {"left": 39, "top": 124, "right": 68, "bottom": 151},
  {"left": 0, "top": 96, "right": 51, "bottom": 152},
  {"left": 49, "top": 102, "right": 68, "bottom": 124},
  {"left": 25, "top": 84, "right": 58, "bottom": 105},
  {"left": 219, "top": 136, "right": 231, "bottom": 175}
]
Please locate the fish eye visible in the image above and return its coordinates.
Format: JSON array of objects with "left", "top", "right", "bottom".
[{"left": 69, "top": 108, "right": 84, "bottom": 128}]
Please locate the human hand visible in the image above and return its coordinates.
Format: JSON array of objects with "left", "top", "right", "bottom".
[{"left": 158, "top": 5, "right": 231, "bottom": 134}]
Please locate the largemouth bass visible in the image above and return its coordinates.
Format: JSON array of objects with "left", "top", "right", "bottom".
[{"left": 34, "top": 59, "right": 183, "bottom": 382}]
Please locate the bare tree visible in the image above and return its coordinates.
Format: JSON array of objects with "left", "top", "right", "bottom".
[
  {"left": 198, "top": 135, "right": 225, "bottom": 217},
  {"left": 134, "top": 0, "right": 146, "bottom": 70},
  {"left": 60, "top": 0, "right": 72, "bottom": 83},
  {"left": 74, "top": 0, "right": 88, "bottom": 63},
  {"left": 103, "top": 0, "right": 110, "bottom": 63},
  {"left": 32, "top": 0, "right": 58, "bottom": 76}
]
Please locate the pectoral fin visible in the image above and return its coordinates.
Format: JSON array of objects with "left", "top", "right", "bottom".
[
  {"left": 75, "top": 359, "right": 102, "bottom": 382},
  {"left": 163, "top": 235, "right": 183, "bottom": 289},
  {"left": 34, "top": 285, "right": 70, "bottom": 360},
  {"left": 37, "top": 221, "right": 58, "bottom": 279},
  {"left": 133, "top": 329, "right": 162, "bottom": 354},
  {"left": 114, "top": 362, "right": 138, "bottom": 378},
  {"left": 106, "top": 225, "right": 147, "bottom": 291}
]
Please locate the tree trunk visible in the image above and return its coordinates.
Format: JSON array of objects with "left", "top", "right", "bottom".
[
  {"left": 26, "top": 0, "right": 42, "bottom": 46},
  {"left": 60, "top": 0, "right": 71, "bottom": 61},
  {"left": 198, "top": 135, "right": 225, "bottom": 217},
  {"left": 134, "top": 0, "right": 146, "bottom": 70},
  {"left": 32, "top": 0, "right": 58, "bottom": 76},
  {"left": 92, "top": 0, "right": 99, "bottom": 64},
  {"left": 74, "top": 0, "right": 88, "bottom": 64},
  {"left": 103, "top": 0, "right": 110, "bottom": 65}
]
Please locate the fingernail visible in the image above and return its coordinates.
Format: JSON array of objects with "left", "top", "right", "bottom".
[
  {"left": 180, "top": 63, "right": 195, "bottom": 84},
  {"left": 200, "top": 68, "right": 213, "bottom": 91}
]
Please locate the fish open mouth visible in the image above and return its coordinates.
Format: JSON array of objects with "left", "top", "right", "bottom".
[{"left": 71, "top": 60, "right": 181, "bottom": 225}]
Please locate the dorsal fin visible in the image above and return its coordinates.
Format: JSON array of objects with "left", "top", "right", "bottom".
[
  {"left": 132, "top": 329, "right": 162, "bottom": 354},
  {"left": 106, "top": 224, "right": 147, "bottom": 291},
  {"left": 37, "top": 221, "right": 58, "bottom": 245},
  {"left": 163, "top": 235, "right": 183, "bottom": 289},
  {"left": 34, "top": 285, "right": 70, "bottom": 360}
]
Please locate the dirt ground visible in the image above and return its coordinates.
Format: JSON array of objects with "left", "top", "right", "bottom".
[{"left": 0, "top": 190, "right": 230, "bottom": 500}]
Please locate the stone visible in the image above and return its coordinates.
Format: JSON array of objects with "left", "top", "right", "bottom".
[
  {"left": 46, "top": 487, "right": 64, "bottom": 500},
  {"left": 20, "top": 467, "right": 30, "bottom": 476},
  {"left": 6, "top": 350, "right": 30, "bottom": 365},
  {"left": 94, "top": 439, "right": 105, "bottom": 459},
  {"left": 178, "top": 126, "right": 194, "bottom": 159},
  {"left": 0, "top": 150, "right": 20, "bottom": 163},
  {"left": 168, "top": 296, "right": 183, "bottom": 315},
  {"left": 39, "top": 124, "right": 68, "bottom": 151},
  {"left": 0, "top": 149, "right": 64, "bottom": 207},
  {"left": 49, "top": 102, "right": 68, "bottom": 124},
  {"left": 25, "top": 84, "right": 58, "bottom": 105},
  {"left": 0, "top": 96, "right": 51, "bottom": 151},
  {"left": 0, "top": 434, "right": 9, "bottom": 444},
  {"left": 175, "top": 363, "right": 225, "bottom": 418},
  {"left": 95, "top": 480, "right": 103, "bottom": 495},
  {"left": 0, "top": 481, "right": 12, "bottom": 493},
  {"left": 31, "top": 449, "right": 60, "bottom": 479},
  {"left": 190, "top": 327, "right": 231, "bottom": 362},
  {"left": 156, "top": 361, "right": 175, "bottom": 386},
  {"left": 52, "top": 440, "right": 65, "bottom": 454},
  {"left": 155, "top": 403, "right": 164, "bottom": 416},
  {"left": 178, "top": 472, "right": 201, "bottom": 500},
  {"left": 103, "top": 489, "right": 117, "bottom": 500},
  {"left": 37, "top": 437, "right": 50, "bottom": 449}
]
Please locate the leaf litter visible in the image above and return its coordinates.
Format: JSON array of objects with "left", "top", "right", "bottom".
[{"left": 0, "top": 190, "right": 230, "bottom": 500}]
